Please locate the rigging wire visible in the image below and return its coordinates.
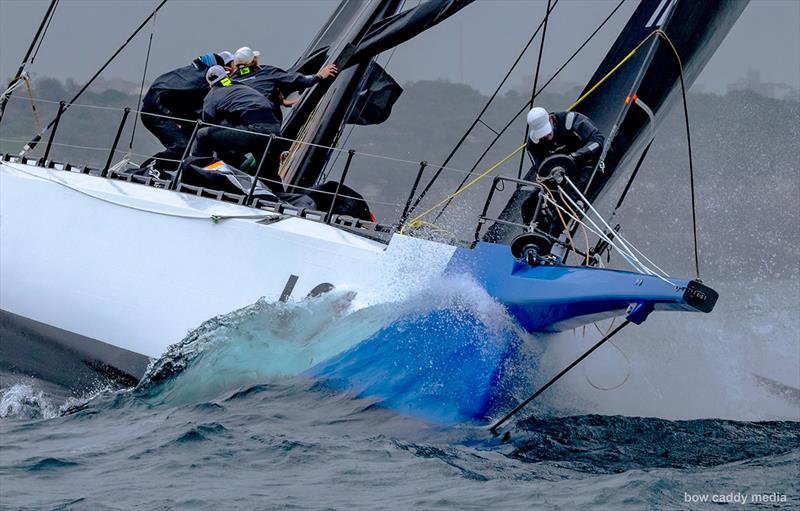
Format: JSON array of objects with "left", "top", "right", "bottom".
[
  {"left": 404, "top": 0, "right": 562, "bottom": 217},
  {"left": 658, "top": 32, "right": 700, "bottom": 280},
  {"left": 424, "top": 0, "right": 627, "bottom": 222},
  {"left": 129, "top": 13, "right": 157, "bottom": 151},
  {"left": 19, "top": 0, "right": 170, "bottom": 155},
  {"left": 29, "top": 0, "right": 59, "bottom": 66},
  {"left": 402, "top": 11, "right": 656, "bottom": 236},
  {"left": 490, "top": 320, "right": 632, "bottom": 437},
  {"left": 0, "top": 0, "right": 59, "bottom": 125},
  {"left": 613, "top": 138, "right": 654, "bottom": 213},
  {"left": 516, "top": 0, "right": 552, "bottom": 180}
]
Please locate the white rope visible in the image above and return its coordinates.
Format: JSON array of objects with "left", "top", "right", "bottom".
[
  {"left": 0, "top": 78, "right": 26, "bottom": 101},
  {"left": 563, "top": 176, "right": 652, "bottom": 273},
  {"left": 538, "top": 191, "right": 644, "bottom": 272},
  {"left": 108, "top": 152, "right": 133, "bottom": 174},
  {"left": 555, "top": 186, "right": 647, "bottom": 274},
  {"left": 556, "top": 184, "right": 677, "bottom": 286}
]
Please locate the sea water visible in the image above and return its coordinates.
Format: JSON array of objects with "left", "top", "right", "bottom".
[{"left": 1, "top": 278, "right": 798, "bottom": 510}]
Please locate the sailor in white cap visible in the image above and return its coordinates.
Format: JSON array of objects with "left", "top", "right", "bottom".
[
  {"left": 514, "top": 106, "right": 605, "bottom": 237},
  {"left": 234, "top": 46, "right": 261, "bottom": 69},
  {"left": 229, "top": 45, "right": 337, "bottom": 122},
  {"left": 524, "top": 106, "right": 604, "bottom": 183}
]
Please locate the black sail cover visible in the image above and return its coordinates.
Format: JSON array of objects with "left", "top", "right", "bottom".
[
  {"left": 281, "top": 0, "right": 474, "bottom": 189},
  {"left": 485, "top": 0, "right": 749, "bottom": 244},
  {"left": 346, "top": 61, "right": 403, "bottom": 125}
]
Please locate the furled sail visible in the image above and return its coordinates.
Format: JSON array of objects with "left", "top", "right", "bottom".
[
  {"left": 345, "top": 62, "right": 403, "bottom": 126},
  {"left": 485, "top": 0, "right": 749, "bottom": 244},
  {"left": 280, "top": 0, "right": 475, "bottom": 189}
]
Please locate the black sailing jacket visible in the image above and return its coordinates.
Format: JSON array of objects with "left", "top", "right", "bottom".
[
  {"left": 231, "top": 65, "right": 320, "bottom": 122},
  {"left": 202, "top": 82, "right": 280, "bottom": 129},
  {"left": 142, "top": 59, "right": 212, "bottom": 120},
  {"left": 525, "top": 111, "right": 604, "bottom": 173}
]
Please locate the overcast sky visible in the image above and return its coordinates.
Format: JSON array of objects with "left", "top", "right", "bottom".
[{"left": 1, "top": 0, "right": 798, "bottom": 95}]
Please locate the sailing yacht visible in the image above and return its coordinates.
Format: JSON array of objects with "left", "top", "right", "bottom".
[{"left": 0, "top": 0, "right": 746, "bottom": 422}]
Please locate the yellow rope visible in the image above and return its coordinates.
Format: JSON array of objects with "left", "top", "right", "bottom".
[
  {"left": 22, "top": 76, "right": 41, "bottom": 133},
  {"left": 279, "top": 101, "right": 321, "bottom": 178},
  {"left": 568, "top": 29, "right": 663, "bottom": 111},
  {"left": 400, "top": 143, "right": 526, "bottom": 234}
]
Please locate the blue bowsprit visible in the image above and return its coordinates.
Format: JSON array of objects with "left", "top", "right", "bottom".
[{"left": 447, "top": 242, "right": 718, "bottom": 332}]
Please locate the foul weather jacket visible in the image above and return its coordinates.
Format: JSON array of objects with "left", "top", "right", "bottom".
[
  {"left": 525, "top": 111, "right": 604, "bottom": 177},
  {"left": 142, "top": 59, "right": 211, "bottom": 120},
  {"left": 231, "top": 65, "right": 321, "bottom": 122},
  {"left": 201, "top": 82, "right": 281, "bottom": 131}
]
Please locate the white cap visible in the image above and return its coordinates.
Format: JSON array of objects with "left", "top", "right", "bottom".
[
  {"left": 526, "top": 107, "right": 552, "bottom": 142},
  {"left": 205, "top": 65, "right": 227, "bottom": 86},
  {"left": 234, "top": 46, "right": 261, "bottom": 66},
  {"left": 219, "top": 51, "right": 235, "bottom": 65}
]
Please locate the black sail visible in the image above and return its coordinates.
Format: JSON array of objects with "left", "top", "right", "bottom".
[{"left": 485, "top": 0, "right": 749, "bottom": 244}]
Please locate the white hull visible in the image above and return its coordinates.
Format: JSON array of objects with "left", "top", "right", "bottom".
[{"left": 0, "top": 162, "right": 456, "bottom": 358}]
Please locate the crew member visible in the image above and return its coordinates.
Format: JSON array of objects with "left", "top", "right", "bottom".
[
  {"left": 524, "top": 106, "right": 604, "bottom": 186},
  {"left": 140, "top": 52, "right": 227, "bottom": 167},
  {"left": 230, "top": 46, "right": 338, "bottom": 123},
  {"left": 219, "top": 51, "right": 236, "bottom": 74},
  {"left": 520, "top": 106, "right": 605, "bottom": 232},
  {"left": 193, "top": 65, "right": 282, "bottom": 185}
]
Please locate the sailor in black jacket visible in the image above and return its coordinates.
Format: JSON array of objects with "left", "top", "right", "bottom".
[
  {"left": 519, "top": 107, "right": 605, "bottom": 234},
  {"left": 230, "top": 46, "right": 338, "bottom": 124},
  {"left": 140, "top": 53, "right": 225, "bottom": 167},
  {"left": 192, "top": 65, "right": 282, "bottom": 185},
  {"left": 523, "top": 107, "right": 604, "bottom": 188}
]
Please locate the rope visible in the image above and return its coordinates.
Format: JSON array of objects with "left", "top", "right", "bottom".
[
  {"left": 129, "top": 13, "right": 157, "bottom": 150},
  {"left": 552, "top": 186, "right": 590, "bottom": 265},
  {"left": 0, "top": 80, "right": 26, "bottom": 104},
  {"left": 517, "top": 0, "right": 552, "bottom": 179},
  {"left": 20, "top": 0, "right": 170, "bottom": 155},
  {"left": 558, "top": 180, "right": 674, "bottom": 283},
  {"left": 400, "top": 144, "right": 525, "bottom": 233},
  {"left": 555, "top": 185, "right": 646, "bottom": 274},
  {"left": 658, "top": 31, "right": 700, "bottom": 279},
  {"left": 417, "top": 0, "right": 626, "bottom": 221},
  {"left": 583, "top": 330, "right": 630, "bottom": 391},
  {"left": 22, "top": 76, "right": 42, "bottom": 133},
  {"left": 406, "top": 0, "right": 561, "bottom": 217}
]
